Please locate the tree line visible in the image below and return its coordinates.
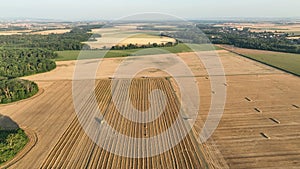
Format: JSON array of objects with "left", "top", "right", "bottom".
[
  {"left": 111, "top": 41, "right": 176, "bottom": 50},
  {"left": 209, "top": 32, "right": 300, "bottom": 54},
  {"left": 161, "top": 30, "right": 210, "bottom": 44},
  {"left": 0, "top": 27, "right": 98, "bottom": 51},
  {"left": 0, "top": 25, "right": 104, "bottom": 104},
  {"left": 162, "top": 24, "right": 300, "bottom": 54},
  {"left": 0, "top": 48, "right": 57, "bottom": 78},
  {"left": 0, "top": 48, "right": 56, "bottom": 104},
  {"left": 0, "top": 79, "right": 38, "bottom": 104},
  {"left": 198, "top": 24, "right": 300, "bottom": 54}
]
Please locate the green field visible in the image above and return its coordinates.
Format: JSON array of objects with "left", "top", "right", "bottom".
[
  {"left": 246, "top": 53, "right": 300, "bottom": 75},
  {"left": 55, "top": 44, "right": 222, "bottom": 61},
  {"left": 0, "top": 128, "right": 28, "bottom": 165},
  {"left": 232, "top": 50, "right": 300, "bottom": 76}
]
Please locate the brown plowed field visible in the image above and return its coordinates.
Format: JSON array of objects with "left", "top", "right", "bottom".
[{"left": 0, "top": 50, "right": 299, "bottom": 168}]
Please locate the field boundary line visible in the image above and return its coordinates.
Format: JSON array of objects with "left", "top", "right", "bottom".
[{"left": 218, "top": 45, "right": 300, "bottom": 78}]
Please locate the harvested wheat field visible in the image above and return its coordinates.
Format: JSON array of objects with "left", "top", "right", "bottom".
[
  {"left": 85, "top": 34, "right": 176, "bottom": 49},
  {"left": 1, "top": 50, "right": 300, "bottom": 168},
  {"left": 0, "top": 30, "right": 32, "bottom": 35},
  {"left": 30, "top": 29, "right": 71, "bottom": 35},
  {"left": 87, "top": 25, "right": 174, "bottom": 49},
  {"left": 214, "top": 22, "right": 300, "bottom": 34},
  {"left": 39, "top": 78, "right": 211, "bottom": 169}
]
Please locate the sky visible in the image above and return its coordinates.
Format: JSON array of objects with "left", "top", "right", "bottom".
[{"left": 0, "top": 0, "right": 299, "bottom": 21}]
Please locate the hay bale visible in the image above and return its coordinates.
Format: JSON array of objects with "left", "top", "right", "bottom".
[
  {"left": 260, "top": 132, "right": 271, "bottom": 139},
  {"left": 269, "top": 118, "right": 280, "bottom": 124},
  {"left": 245, "top": 97, "right": 252, "bottom": 102},
  {"left": 292, "top": 104, "right": 299, "bottom": 109},
  {"left": 254, "top": 108, "right": 261, "bottom": 113},
  {"left": 0, "top": 115, "right": 19, "bottom": 130}
]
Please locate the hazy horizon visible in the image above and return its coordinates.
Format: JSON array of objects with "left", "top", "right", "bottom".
[
  {"left": 0, "top": 0, "right": 299, "bottom": 21},
  {"left": 1, "top": 16, "right": 300, "bottom": 23}
]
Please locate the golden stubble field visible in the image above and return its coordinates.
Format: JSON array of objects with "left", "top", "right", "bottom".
[
  {"left": 0, "top": 30, "right": 32, "bottom": 35},
  {"left": 85, "top": 25, "right": 176, "bottom": 49},
  {"left": 215, "top": 22, "right": 300, "bottom": 34},
  {"left": 0, "top": 29, "right": 70, "bottom": 36},
  {"left": 1, "top": 50, "right": 300, "bottom": 168},
  {"left": 30, "top": 29, "right": 71, "bottom": 35}
]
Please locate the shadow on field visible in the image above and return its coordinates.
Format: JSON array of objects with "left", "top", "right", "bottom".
[{"left": 0, "top": 114, "right": 19, "bottom": 131}]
